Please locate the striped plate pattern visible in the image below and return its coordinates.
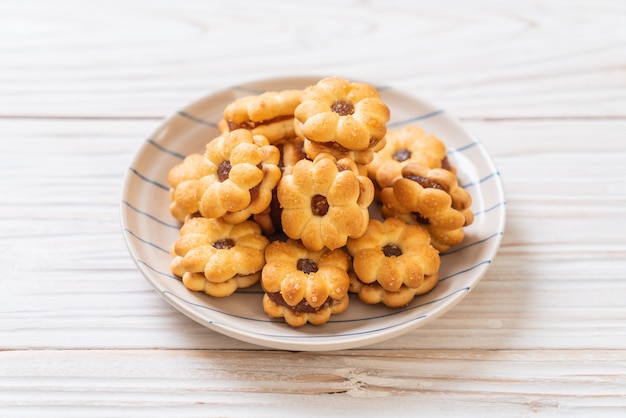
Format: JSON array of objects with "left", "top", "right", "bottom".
[{"left": 120, "top": 76, "right": 506, "bottom": 351}]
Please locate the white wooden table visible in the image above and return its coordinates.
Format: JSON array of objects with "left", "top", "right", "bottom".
[{"left": 1, "top": 1, "right": 625, "bottom": 416}]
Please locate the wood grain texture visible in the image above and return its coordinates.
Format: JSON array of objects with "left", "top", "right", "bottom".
[
  {"left": 1, "top": 117, "right": 624, "bottom": 353},
  {"left": 1, "top": 349, "right": 625, "bottom": 417},
  {"left": 1, "top": 0, "right": 625, "bottom": 119},
  {"left": 1, "top": 0, "right": 625, "bottom": 416}
]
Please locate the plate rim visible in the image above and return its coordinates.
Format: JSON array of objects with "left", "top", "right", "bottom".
[{"left": 120, "top": 75, "right": 506, "bottom": 351}]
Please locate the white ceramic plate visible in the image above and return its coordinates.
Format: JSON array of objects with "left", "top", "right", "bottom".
[{"left": 121, "top": 76, "right": 506, "bottom": 351}]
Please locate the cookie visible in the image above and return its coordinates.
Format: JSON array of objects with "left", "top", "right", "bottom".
[
  {"left": 222, "top": 89, "right": 302, "bottom": 144},
  {"left": 349, "top": 271, "right": 440, "bottom": 308},
  {"left": 199, "top": 129, "right": 282, "bottom": 225},
  {"left": 167, "top": 153, "right": 214, "bottom": 222},
  {"left": 294, "top": 77, "right": 390, "bottom": 151},
  {"left": 278, "top": 137, "right": 307, "bottom": 175},
  {"left": 170, "top": 217, "right": 269, "bottom": 297},
  {"left": 346, "top": 217, "right": 440, "bottom": 292},
  {"left": 302, "top": 136, "right": 385, "bottom": 169},
  {"left": 380, "top": 163, "right": 473, "bottom": 252},
  {"left": 261, "top": 239, "right": 350, "bottom": 326},
  {"left": 252, "top": 188, "right": 282, "bottom": 235},
  {"left": 367, "top": 125, "right": 451, "bottom": 189},
  {"left": 251, "top": 138, "right": 306, "bottom": 235},
  {"left": 277, "top": 152, "right": 375, "bottom": 251}
]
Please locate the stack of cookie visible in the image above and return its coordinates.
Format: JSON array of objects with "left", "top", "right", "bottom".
[{"left": 167, "top": 77, "right": 473, "bottom": 327}]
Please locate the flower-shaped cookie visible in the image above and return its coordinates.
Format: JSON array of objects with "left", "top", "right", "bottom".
[
  {"left": 261, "top": 239, "right": 350, "bottom": 326},
  {"left": 367, "top": 125, "right": 451, "bottom": 189},
  {"left": 252, "top": 139, "right": 306, "bottom": 235},
  {"left": 294, "top": 77, "right": 390, "bottom": 151},
  {"left": 170, "top": 217, "right": 269, "bottom": 297},
  {"left": 167, "top": 153, "right": 214, "bottom": 222},
  {"left": 199, "top": 129, "right": 282, "bottom": 224},
  {"left": 349, "top": 271, "right": 440, "bottom": 308},
  {"left": 380, "top": 164, "right": 473, "bottom": 252},
  {"left": 347, "top": 217, "right": 440, "bottom": 292},
  {"left": 303, "top": 135, "right": 386, "bottom": 168},
  {"left": 277, "top": 152, "right": 375, "bottom": 251},
  {"left": 222, "top": 89, "right": 302, "bottom": 144}
]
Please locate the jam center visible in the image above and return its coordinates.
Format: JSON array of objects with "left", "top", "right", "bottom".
[
  {"left": 412, "top": 212, "right": 430, "bottom": 225},
  {"left": 213, "top": 238, "right": 235, "bottom": 250},
  {"left": 311, "top": 194, "right": 329, "bottom": 216},
  {"left": 382, "top": 244, "right": 403, "bottom": 257},
  {"left": 331, "top": 100, "right": 355, "bottom": 116},
  {"left": 217, "top": 160, "right": 232, "bottom": 182},
  {"left": 405, "top": 175, "right": 444, "bottom": 190},
  {"left": 393, "top": 148, "right": 412, "bottom": 162},
  {"left": 297, "top": 258, "right": 318, "bottom": 274}
]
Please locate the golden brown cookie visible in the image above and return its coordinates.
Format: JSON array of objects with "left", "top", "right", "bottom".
[
  {"left": 167, "top": 153, "right": 214, "bottom": 222},
  {"left": 277, "top": 152, "right": 375, "bottom": 251},
  {"left": 199, "top": 129, "right": 282, "bottom": 224},
  {"left": 251, "top": 188, "right": 282, "bottom": 235},
  {"left": 278, "top": 137, "right": 307, "bottom": 175},
  {"left": 294, "top": 77, "right": 390, "bottom": 151},
  {"left": 251, "top": 138, "right": 306, "bottom": 235},
  {"left": 380, "top": 164, "right": 473, "bottom": 252},
  {"left": 346, "top": 217, "right": 440, "bottom": 292},
  {"left": 261, "top": 239, "right": 350, "bottom": 326},
  {"left": 302, "top": 135, "right": 385, "bottom": 169},
  {"left": 170, "top": 217, "right": 269, "bottom": 297},
  {"left": 367, "top": 125, "right": 451, "bottom": 189},
  {"left": 222, "top": 89, "right": 302, "bottom": 144},
  {"left": 349, "top": 271, "right": 440, "bottom": 308}
]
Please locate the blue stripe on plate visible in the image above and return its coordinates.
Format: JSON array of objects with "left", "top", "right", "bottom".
[
  {"left": 163, "top": 286, "right": 472, "bottom": 337},
  {"left": 247, "top": 312, "right": 430, "bottom": 339},
  {"left": 123, "top": 228, "right": 170, "bottom": 254},
  {"left": 441, "top": 232, "right": 504, "bottom": 256},
  {"left": 388, "top": 110, "right": 445, "bottom": 128},
  {"left": 449, "top": 141, "right": 479, "bottom": 154},
  {"left": 122, "top": 201, "right": 180, "bottom": 229},
  {"left": 127, "top": 167, "right": 169, "bottom": 191},
  {"left": 332, "top": 286, "right": 471, "bottom": 324},
  {"left": 310, "top": 314, "right": 430, "bottom": 338},
  {"left": 473, "top": 201, "right": 507, "bottom": 218},
  {"left": 177, "top": 110, "right": 219, "bottom": 128},
  {"left": 163, "top": 290, "right": 279, "bottom": 323},
  {"left": 136, "top": 259, "right": 179, "bottom": 280},
  {"left": 460, "top": 171, "right": 501, "bottom": 189},
  {"left": 147, "top": 139, "right": 186, "bottom": 160},
  {"left": 440, "top": 260, "right": 491, "bottom": 282},
  {"left": 230, "top": 85, "right": 266, "bottom": 95}
]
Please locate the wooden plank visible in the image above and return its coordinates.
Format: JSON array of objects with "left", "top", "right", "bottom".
[
  {"left": 2, "top": 0, "right": 625, "bottom": 415},
  {"left": 0, "top": 0, "right": 625, "bottom": 118},
  {"left": 0, "top": 118, "right": 624, "bottom": 353},
  {"left": 1, "top": 349, "right": 624, "bottom": 417}
]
